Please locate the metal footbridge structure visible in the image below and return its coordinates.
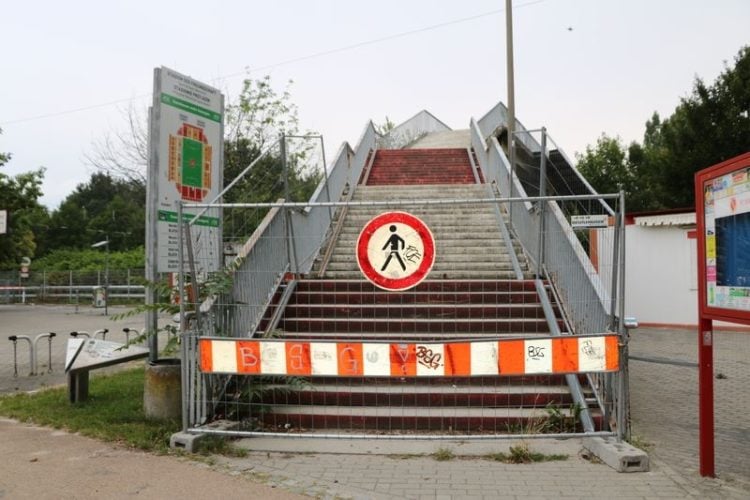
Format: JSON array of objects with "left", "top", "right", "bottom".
[{"left": 177, "top": 101, "right": 628, "bottom": 442}]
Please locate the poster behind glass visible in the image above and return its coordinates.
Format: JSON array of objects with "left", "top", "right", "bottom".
[{"left": 704, "top": 165, "right": 750, "bottom": 311}]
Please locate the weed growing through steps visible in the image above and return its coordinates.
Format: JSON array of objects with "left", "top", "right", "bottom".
[
  {"left": 626, "top": 434, "right": 654, "bottom": 452},
  {"left": 487, "top": 443, "right": 568, "bottom": 464},
  {"left": 432, "top": 447, "right": 456, "bottom": 461}
]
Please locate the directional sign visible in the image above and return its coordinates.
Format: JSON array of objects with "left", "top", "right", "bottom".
[
  {"left": 571, "top": 214, "right": 609, "bottom": 229},
  {"left": 356, "top": 211, "right": 435, "bottom": 291}
]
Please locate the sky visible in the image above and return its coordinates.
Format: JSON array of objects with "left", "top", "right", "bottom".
[{"left": 1, "top": 0, "right": 748, "bottom": 208}]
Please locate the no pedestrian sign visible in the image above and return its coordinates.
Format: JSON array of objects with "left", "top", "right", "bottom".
[{"left": 356, "top": 211, "right": 435, "bottom": 291}]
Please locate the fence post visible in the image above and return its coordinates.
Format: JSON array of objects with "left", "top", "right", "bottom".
[
  {"left": 319, "top": 135, "right": 333, "bottom": 224},
  {"left": 535, "top": 127, "right": 547, "bottom": 278},
  {"left": 281, "top": 134, "right": 299, "bottom": 275},
  {"left": 609, "top": 193, "right": 622, "bottom": 330},
  {"left": 616, "top": 189, "right": 628, "bottom": 440}
]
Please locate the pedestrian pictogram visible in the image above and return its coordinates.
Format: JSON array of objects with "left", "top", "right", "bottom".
[{"left": 356, "top": 211, "right": 435, "bottom": 291}]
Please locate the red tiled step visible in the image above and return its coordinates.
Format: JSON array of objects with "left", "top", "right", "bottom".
[
  {"left": 367, "top": 149, "right": 476, "bottom": 186},
  {"left": 287, "top": 291, "right": 541, "bottom": 305},
  {"left": 294, "top": 279, "right": 540, "bottom": 293},
  {"left": 276, "top": 317, "right": 556, "bottom": 334},
  {"left": 281, "top": 303, "right": 551, "bottom": 320}
]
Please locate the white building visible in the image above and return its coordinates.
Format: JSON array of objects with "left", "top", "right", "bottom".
[{"left": 593, "top": 211, "right": 702, "bottom": 328}]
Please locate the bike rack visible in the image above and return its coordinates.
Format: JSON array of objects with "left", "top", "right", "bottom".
[
  {"left": 8, "top": 333, "right": 57, "bottom": 376},
  {"left": 33, "top": 332, "right": 56, "bottom": 374},
  {"left": 122, "top": 327, "right": 147, "bottom": 344},
  {"left": 8, "top": 335, "right": 33, "bottom": 377}
]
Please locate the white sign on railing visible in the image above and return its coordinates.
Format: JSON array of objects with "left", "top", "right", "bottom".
[
  {"left": 0, "top": 210, "right": 7, "bottom": 234},
  {"left": 571, "top": 214, "right": 609, "bottom": 229}
]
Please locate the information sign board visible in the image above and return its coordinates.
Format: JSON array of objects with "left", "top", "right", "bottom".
[
  {"left": 150, "top": 67, "right": 223, "bottom": 273},
  {"left": 696, "top": 152, "right": 750, "bottom": 322}
]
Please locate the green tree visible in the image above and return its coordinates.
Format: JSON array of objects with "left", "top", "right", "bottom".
[
  {"left": 46, "top": 173, "right": 145, "bottom": 252},
  {"left": 84, "top": 75, "right": 320, "bottom": 246},
  {"left": 0, "top": 130, "right": 48, "bottom": 269},
  {"left": 575, "top": 135, "right": 657, "bottom": 212},
  {"left": 579, "top": 45, "right": 750, "bottom": 210},
  {"left": 222, "top": 76, "right": 321, "bottom": 240}
]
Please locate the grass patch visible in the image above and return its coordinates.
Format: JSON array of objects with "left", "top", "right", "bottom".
[
  {"left": 486, "top": 443, "right": 568, "bottom": 464},
  {"left": 387, "top": 453, "right": 424, "bottom": 460},
  {"left": 432, "top": 447, "right": 455, "bottom": 461},
  {"left": 0, "top": 367, "right": 179, "bottom": 453},
  {"left": 627, "top": 434, "right": 654, "bottom": 452},
  {"left": 196, "top": 435, "right": 249, "bottom": 458}
]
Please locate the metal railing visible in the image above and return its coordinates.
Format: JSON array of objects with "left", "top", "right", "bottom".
[
  {"left": 470, "top": 117, "right": 628, "bottom": 437},
  {"left": 178, "top": 122, "right": 379, "bottom": 427},
  {"left": 0, "top": 269, "right": 146, "bottom": 304}
]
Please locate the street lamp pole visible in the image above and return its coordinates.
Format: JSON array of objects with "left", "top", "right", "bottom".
[
  {"left": 91, "top": 238, "right": 110, "bottom": 316},
  {"left": 506, "top": 0, "right": 516, "bottom": 205},
  {"left": 104, "top": 238, "right": 109, "bottom": 316}
]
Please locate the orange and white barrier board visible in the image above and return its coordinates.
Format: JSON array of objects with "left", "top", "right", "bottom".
[{"left": 198, "top": 335, "right": 619, "bottom": 377}]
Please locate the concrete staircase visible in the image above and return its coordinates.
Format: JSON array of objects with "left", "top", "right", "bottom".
[
  {"left": 322, "top": 184, "right": 528, "bottom": 280},
  {"left": 250, "top": 147, "right": 597, "bottom": 433}
]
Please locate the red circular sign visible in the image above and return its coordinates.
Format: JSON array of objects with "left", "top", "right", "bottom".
[{"left": 356, "top": 211, "right": 435, "bottom": 291}]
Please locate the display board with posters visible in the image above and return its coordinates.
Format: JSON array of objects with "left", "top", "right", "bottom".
[
  {"left": 696, "top": 151, "right": 750, "bottom": 323},
  {"left": 149, "top": 67, "right": 223, "bottom": 273}
]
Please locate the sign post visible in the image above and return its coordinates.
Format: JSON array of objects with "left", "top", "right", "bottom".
[
  {"left": 146, "top": 67, "right": 224, "bottom": 361},
  {"left": 695, "top": 151, "right": 750, "bottom": 477}
]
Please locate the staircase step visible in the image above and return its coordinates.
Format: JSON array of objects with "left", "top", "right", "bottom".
[
  {"left": 367, "top": 149, "right": 476, "bottom": 186},
  {"left": 326, "top": 253, "right": 515, "bottom": 264},
  {"left": 261, "top": 384, "right": 573, "bottom": 407},
  {"left": 322, "top": 270, "right": 528, "bottom": 280},
  {"left": 276, "top": 316, "right": 554, "bottom": 334},
  {"left": 323, "top": 262, "right": 518, "bottom": 273},
  {"left": 282, "top": 303, "right": 549, "bottom": 320},
  {"left": 258, "top": 406, "right": 599, "bottom": 432},
  {"left": 294, "top": 280, "right": 541, "bottom": 293},
  {"left": 267, "top": 331, "right": 557, "bottom": 341},
  {"left": 287, "top": 290, "right": 541, "bottom": 305}
]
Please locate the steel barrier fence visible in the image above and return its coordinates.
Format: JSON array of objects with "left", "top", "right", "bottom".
[
  {"left": 172, "top": 113, "right": 628, "bottom": 440},
  {"left": 177, "top": 191, "right": 624, "bottom": 440},
  {"left": 471, "top": 119, "right": 628, "bottom": 437},
  {"left": 177, "top": 123, "right": 379, "bottom": 430}
]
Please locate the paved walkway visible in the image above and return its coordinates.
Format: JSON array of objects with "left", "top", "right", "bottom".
[
  {"left": 629, "top": 326, "right": 750, "bottom": 492},
  {"left": 1, "top": 306, "right": 748, "bottom": 499},
  {"left": 0, "top": 418, "right": 300, "bottom": 500}
]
